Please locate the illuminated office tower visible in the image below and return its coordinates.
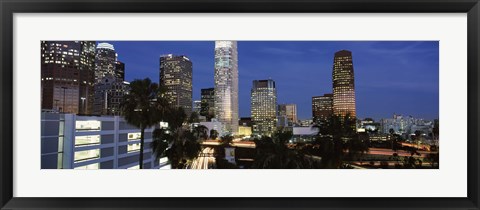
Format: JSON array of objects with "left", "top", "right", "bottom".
[
  {"left": 115, "top": 61, "right": 125, "bottom": 81},
  {"left": 41, "top": 41, "right": 96, "bottom": 114},
  {"left": 159, "top": 54, "right": 193, "bottom": 116},
  {"left": 200, "top": 88, "right": 215, "bottom": 121},
  {"left": 193, "top": 100, "right": 202, "bottom": 114},
  {"left": 278, "top": 104, "right": 297, "bottom": 126},
  {"left": 251, "top": 79, "right": 277, "bottom": 136},
  {"left": 312, "top": 93, "right": 333, "bottom": 124},
  {"left": 332, "top": 50, "right": 356, "bottom": 118},
  {"left": 95, "top": 42, "right": 117, "bottom": 84},
  {"left": 214, "top": 41, "right": 239, "bottom": 135},
  {"left": 93, "top": 76, "right": 130, "bottom": 116}
]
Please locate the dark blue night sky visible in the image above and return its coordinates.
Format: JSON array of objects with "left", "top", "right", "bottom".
[{"left": 102, "top": 41, "right": 439, "bottom": 121}]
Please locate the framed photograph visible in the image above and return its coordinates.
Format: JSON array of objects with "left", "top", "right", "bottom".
[{"left": 1, "top": 0, "right": 479, "bottom": 209}]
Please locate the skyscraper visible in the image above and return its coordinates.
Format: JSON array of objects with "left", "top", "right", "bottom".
[
  {"left": 278, "top": 104, "right": 297, "bottom": 126},
  {"left": 159, "top": 54, "right": 193, "bottom": 116},
  {"left": 115, "top": 61, "right": 125, "bottom": 81},
  {"left": 251, "top": 79, "right": 277, "bottom": 136},
  {"left": 200, "top": 88, "right": 215, "bottom": 121},
  {"left": 332, "top": 50, "right": 356, "bottom": 118},
  {"left": 312, "top": 93, "right": 333, "bottom": 124},
  {"left": 41, "top": 41, "right": 96, "bottom": 114},
  {"left": 93, "top": 76, "right": 130, "bottom": 115},
  {"left": 193, "top": 100, "right": 202, "bottom": 114},
  {"left": 95, "top": 42, "right": 117, "bottom": 84},
  {"left": 214, "top": 41, "right": 239, "bottom": 135}
]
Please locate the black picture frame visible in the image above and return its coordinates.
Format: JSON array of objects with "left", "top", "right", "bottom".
[{"left": 1, "top": 0, "right": 479, "bottom": 209}]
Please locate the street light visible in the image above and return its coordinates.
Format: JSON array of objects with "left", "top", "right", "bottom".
[{"left": 80, "top": 97, "right": 86, "bottom": 114}]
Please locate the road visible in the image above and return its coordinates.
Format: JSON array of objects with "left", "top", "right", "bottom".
[
  {"left": 367, "top": 148, "right": 434, "bottom": 157},
  {"left": 202, "top": 139, "right": 256, "bottom": 148},
  {"left": 190, "top": 147, "right": 215, "bottom": 169}
]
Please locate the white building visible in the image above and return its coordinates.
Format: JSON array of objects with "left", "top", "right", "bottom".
[
  {"left": 199, "top": 118, "right": 226, "bottom": 139},
  {"left": 291, "top": 126, "right": 319, "bottom": 143},
  {"left": 214, "top": 41, "right": 239, "bottom": 135},
  {"left": 41, "top": 112, "right": 167, "bottom": 169}
]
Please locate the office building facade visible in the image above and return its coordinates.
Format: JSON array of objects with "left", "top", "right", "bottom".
[
  {"left": 93, "top": 76, "right": 130, "bottom": 116},
  {"left": 193, "top": 100, "right": 202, "bottom": 114},
  {"left": 200, "top": 88, "right": 215, "bottom": 121},
  {"left": 278, "top": 104, "right": 297, "bottom": 126},
  {"left": 115, "top": 61, "right": 125, "bottom": 81},
  {"left": 41, "top": 41, "right": 96, "bottom": 114},
  {"left": 214, "top": 41, "right": 239, "bottom": 134},
  {"left": 332, "top": 50, "right": 356, "bottom": 118},
  {"left": 41, "top": 112, "right": 165, "bottom": 169},
  {"left": 312, "top": 93, "right": 333, "bottom": 124},
  {"left": 251, "top": 79, "right": 277, "bottom": 136},
  {"left": 159, "top": 54, "right": 193, "bottom": 117},
  {"left": 95, "top": 42, "right": 117, "bottom": 84}
]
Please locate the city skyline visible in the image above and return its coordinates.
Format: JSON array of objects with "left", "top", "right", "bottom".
[
  {"left": 98, "top": 41, "right": 439, "bottom": 121},
  {"left": 40, "top": 40, "right": 440, "bottom": 170}
]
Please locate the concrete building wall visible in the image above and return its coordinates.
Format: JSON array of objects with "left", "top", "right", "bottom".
[{"left": 41, "top": 112, "right": 166, "bottom": 169}]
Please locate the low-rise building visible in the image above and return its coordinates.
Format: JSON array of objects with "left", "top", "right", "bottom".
[
  {"left": 199, "top": 118, "right": 225, "bottom": 138},
  {"left": 369, "top": 134, "right": 391, "bottom": 142},
  {"left": 41, "top": 112, "right": 165, "bottom": 169},
  {"left": 238, "top": 126, "right": 252, "bottom": 137},
  {"left": 291, "top": 126, "right": 319, "bottom": 143}
]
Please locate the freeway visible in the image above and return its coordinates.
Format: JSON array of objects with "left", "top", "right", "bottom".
[
  {"left": 190, "top": 147, "right": 215, "bottom": 169},
  {"left": 202, "top": 139, "right": 256, "bottom": 148},
  {"left": 367, "top": 148, "right": 434, "bottom": 157}
]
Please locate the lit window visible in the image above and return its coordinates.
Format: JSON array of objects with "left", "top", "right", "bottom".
[
  {"left": 75, "top": 135, "right": 101, "bottom": 146},
  {"left": 128, "top": 132, "right": 141, "bottom": 141},
  {"left": 127, "top": 165, "right": 140, "bottom": 169},
  {"left": 74, "top": 163, "right": 99, "bottom": 169},
  {"left": 74, "top": 149, "right": 100, "bottom": 162},
  {"left": 76, "top": 121, "right": 101, "bottom": 131},
  {"left": 127, "top": 143, "right": 141, "bottom": 153}
]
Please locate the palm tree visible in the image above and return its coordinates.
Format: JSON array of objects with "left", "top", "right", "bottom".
[
  {"left": 311, "top": 115, "right": 343, "bottom": 168},
  {"left": 426, "top": 153, "right": 439, "bottom": 168},
  {"left": 192, "top": 124, "right": 209, "bottom": 140},
  {"left": 220, "top": 134, "right": 234, "bottom": 146},
  {"left": 210, "top": 129, "right": 219, "bottom": 140},
  {"left": 311, "top": 114, "right": 369, "bottom": 168},
  {"left": 188, "top": 112, "right": 200, "bottom": 124},
  {"left": 151, "top": 107, "right": 204, "bottom": 169},
  {"left": 214, "top": 134, "right": 234, "bottom": 160},
  {"left": 345, "top": 134, "right": 369, "bottom": 162},
  {"left": 121, "top": 78, "right": 165, "bottom": 169},
  {"left": 388, "top": 128, "right": 398, "bottom": 151},
  {"left": 414, "top": 130, "right": 423, "bottom": 145},
  {"left": 252, "top": 130, "right": 313, "bottom": 169}
]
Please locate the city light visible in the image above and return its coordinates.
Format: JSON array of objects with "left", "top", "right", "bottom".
[{"left": 41, "top": 41, "right": 439, "bottom": 170}]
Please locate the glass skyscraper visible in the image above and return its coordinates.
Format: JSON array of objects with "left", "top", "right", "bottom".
[
  {"left": 214, "top": 41, "right": 239, "bottom": 135},
  {"left": 93, "top": 76, "right": 130, "bottom": 116},
  {"left": 312, "top": 93, "right": 333, "bottom": 124},
  {"left": 278, "top": 104, "right": 297, "bottom": 126},
  {"left": 332, "top": 50, "right": 356, "bottom": 118},
  {"left": 251, "top": 79, "right": 277, "bottom": 137},
  {"left": 115, "top": 61, "right": 125, "bottom": 81},
  {"left": 200, "top": 88, "right": 215, "bottom": 121},
  {"left": 159, "top": 54, "right": 193, "bottom": 117},
  {"left": 41, "top": 41, "right": 96, "bottom": 114},
  {"left": 95, "top": 42, "right": 117, "bottom": 84}
]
